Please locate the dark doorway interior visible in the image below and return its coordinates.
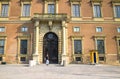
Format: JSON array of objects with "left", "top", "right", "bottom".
[{"left": 43, "top": 32, "right": 58, "bottom": 64}]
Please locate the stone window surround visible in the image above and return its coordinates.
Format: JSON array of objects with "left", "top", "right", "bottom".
[
  {"left": 0, "top": 35, "right": 7, "bottom": 62},
  {"left": 73, "top": 26, "right": 80, "bottom": 32},
  {"left": 113, "top": 3, "right": 120, "bottom": 18},
  {"left": 44, "top": 0, "right": 58, "bottom": 13},
  {"left": 21, "top": 26, "right": 28, "bottom": 32},
  {"left": 0, "top": 1, "right": 10, "bottom": 21},
  {"left": 96, "top": 26, "right": 103, "bottom": 32},
  {"left": 17, "top": 35, "right": 30, "bottom": 64},
  {"left": 70, "top": 1, "right": 82, "bottom": 21},
  {"left": 92, "top": 3, "right": 103, "bottom": 20},
  {"left": 115, "top": 35, "right": 120, "bottom": 54},
  {"left": 117, "top": 27, "right": 120, "bottom": 33},
  {"left": 115, "top": 35, "right": 120, "bottom": 62},
  {"left": 93, "top": 35, "right": 106, "bottom": 62},
  {"left": 0, "top": 26, "right": 5, "bottom": 32},
  {"left": 71, "top": 36, "right": 83, "bottom": 63},
  {"left": 20, "top": 1, "right": 31, "bottom": 20}
]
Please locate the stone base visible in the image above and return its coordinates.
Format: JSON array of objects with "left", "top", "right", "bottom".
[
  {"left": 61, "top": 55, "right": 67, "bottom": 66},
  {"left": 33, "top": 54, "right": 39, "bottom": 65}
]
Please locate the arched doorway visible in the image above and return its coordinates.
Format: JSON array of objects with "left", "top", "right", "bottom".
[{"left": 43, "top": 32, "right": 58, "bottom": 64}]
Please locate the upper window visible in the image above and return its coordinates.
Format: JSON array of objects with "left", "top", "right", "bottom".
[
  {"left": 73, "top": 27, "right": 80, "bottom": 32},
  {"left": 21, "top": 26, "right": 28, "bottom": 32},
  {"left": 22, "top": 4, "right": 30, "bottom": 17},
  {"left": 93, "top": 4, "right": 101, "bottom": 18},
  {"left": 1, "top": 4, "right": 9, "bottom": 17},
  {"left": 96, "top": 27, "right": 102, "bottom": 32},
  {"left": 114, "top": 5, "right": 120, "bottom": 18},
  {"left": 72, "top": 4, "right": 80, "bottom": 17},
  {"left": 0, "top": 27, "right": 5, "bottom": 32},
  {"left": 0, "top": 39, "right": 5, "bottom": 54},
  {"left": 48, "top": 4, "right": 55, "bottom": 14}
]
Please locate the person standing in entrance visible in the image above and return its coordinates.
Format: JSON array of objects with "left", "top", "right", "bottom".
[{"left": 46, "top": 54, "right": 49, "bottom": 66}]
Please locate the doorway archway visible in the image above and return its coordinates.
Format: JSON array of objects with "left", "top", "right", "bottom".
[{"left": 43, "top": 32, "right": 58, "bottom": 64}]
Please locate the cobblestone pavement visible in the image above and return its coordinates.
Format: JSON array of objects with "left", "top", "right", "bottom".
[{"left": 0, "top": 64, "right": 120, "bottom": 79}]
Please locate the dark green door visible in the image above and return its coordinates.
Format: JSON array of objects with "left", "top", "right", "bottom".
[{"left": 43, "top": 32, "right": 58, "bottom": 64}]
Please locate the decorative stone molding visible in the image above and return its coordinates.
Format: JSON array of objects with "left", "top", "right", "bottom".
[
  {"left": 111, "top": 0, "right": 120, "bottom": 3},
  {"left": 0, "top": 0, "right": 10, "bottom": 2},
  {"left": 93, "top": 35, "right": 106, "bottom": 40},
  {"left": 69, "top": 0, "right": 82, "bottom": 2},
  {"left": 43, "top": 0, "right": 59, "bottom": 2},
  {"left": 33, "top": 13, "right": 68, "bottom": 22},
  {"left": 20, "top": 0, "right": 32, "bottom": 2},
  {"left": 48, "top": 21, "right": 53, "bottom": 30},
  {"left": 17, "top": 34, "right": 30, "bottom": 38},
  {"left": 70, "top": 35, "right": 83, "bottom": 39},
  {"left": 90, "top": 0, "right": 103, "bottom": 3}
]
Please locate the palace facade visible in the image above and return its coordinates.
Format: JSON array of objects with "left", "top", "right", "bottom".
[{"left": 0, "top": 0, "right": 120, "bottom": 65}]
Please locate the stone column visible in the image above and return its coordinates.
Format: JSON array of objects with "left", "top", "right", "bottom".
[
  {"left": 33, "top": 20, "right": 40, "bottom": 65},
  {"left": 61, "top": 21, "right": 67, "bottom": 66}
]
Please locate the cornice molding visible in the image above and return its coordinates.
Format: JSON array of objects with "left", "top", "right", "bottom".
[
  {"left": 0, "top": 0, "right": 10, "bottom": 2},
  {"left": 43, "top": 0, "right": 59, "bottom": 2},
  {"left": 0, "top": 20, "right": 32, "bottom": 24},
  {"left": 69, "top": 0, "right": 82, "bottom": 2},
  {"left": 90, "top": 0, "right": 103, "bottom": 3},
  {"left": 111, "top": 0, "right": 120, "bottom": 3}
]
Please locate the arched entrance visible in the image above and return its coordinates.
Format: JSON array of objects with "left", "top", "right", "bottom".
[{"left": 43, "top": 32, "right": 58, "bottom": 64}]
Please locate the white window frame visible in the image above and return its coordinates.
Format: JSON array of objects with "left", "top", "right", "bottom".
[
  {"left": 72, "top": 4, "right": 80, "bottom": 17},
  {"left": 48, "top": 4, "right": 55, "bottom": 14},
  {"left": 22, "top": 4, "right": 31, "bottom": 17},
  {"left": 0, "top": 27, "right": 5, "bottom": 32},
  {"left": 1, "top": 4, "right": 9, "bottom": 17},
  {"left": 44, "top": 1, "right": 58, "bottom": 14},
  {"left": 93, "top": 3, "right": 102, "bottom": 18},
  {"left": 96, "top": 27, "right": 102, "bottom": 32},
  {"left": 73, "top": 26, "right": 80, "bottom": 32},
  {"left": 21, "top": 26, "right": 28, "bottom": 32},
  {"left": 117, "top": 27, "right": 120, "bottom": 33},
  {"left": 114, "top": 4, "right": 120, "bottom": 18}
]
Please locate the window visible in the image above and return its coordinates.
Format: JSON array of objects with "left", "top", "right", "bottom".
[
  {"left": 115, "top": 5, "right": 120, "bottom": 18},
  {"left": 48, "top": 4, "right": 55, "bottom": 14},
  {"left": 22, "top": 4, "right": 30, "bottom": 17},
  {"left": 74, "top": 27, "right": 80, "bottom": 32},
  {"left": 74, "top": 40, "right": 82, "bottom": 54},
  {"left": 117, "top": 27, "right": 120, "bottom": 33},
  {"left": 96, "top": 27, "right": 102, "bottom": 32},
  {"left": 21, "top": 26, "right": 28, "bottom": 32},
  {"left": 72, "top": 4, "right": 80, "bottom": 17},
  {"left": 0, "top": 27, "right": 5, "bottom": 32},
  {"left": 97, "top": 40, "right": 105, "bottom": 54},
  {"left": 20, "top": 57, "right": 26, "bottom": 61},
  {"left": 99, "top": 57, "right": 105, "bottom": 61},
  {"left": 0, "top": 39, "right": 5, "bottom": 54},
  {"left": 1, "top": 4, "right": 9, "bottom": 17},
  {"left": 93, "top": 5, "right": 101, "bottom": 18},
  {"left": 20, "top": 40, "right": 27, "bottom": 54},
  {"left": 0, "top": 57, "right": 2, "bottom": 61},
  {"left": 75, "top": 57, "right": 81, "bottom": 61}
]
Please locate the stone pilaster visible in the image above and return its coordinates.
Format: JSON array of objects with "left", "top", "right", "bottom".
[
  {"left": 33, "top": 20, "right": 40, "bottom": 65},
  {"left": 61, "top": 21, "right": 67, "bottom": 66}
]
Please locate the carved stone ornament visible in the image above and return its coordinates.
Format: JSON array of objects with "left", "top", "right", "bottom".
[{"left": 48, "top": 21, "right": 53, "bottom": 30}]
